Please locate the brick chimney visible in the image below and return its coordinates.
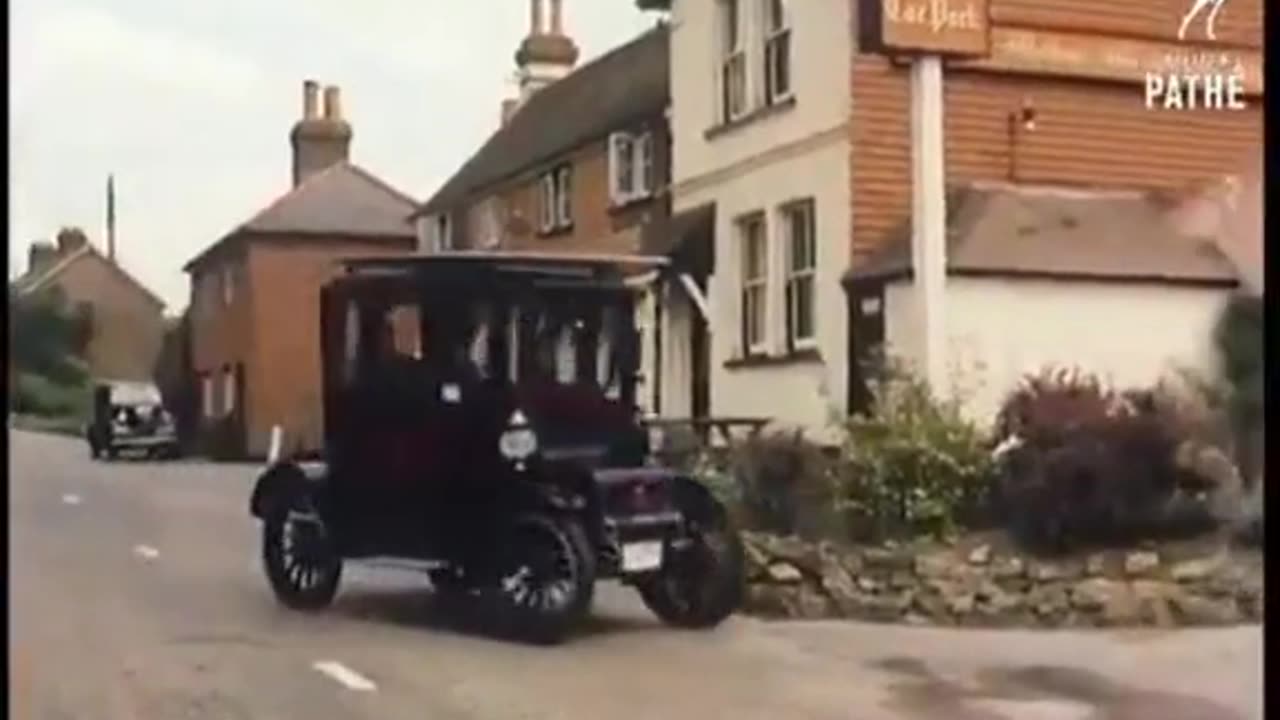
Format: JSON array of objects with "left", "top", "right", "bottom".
[
  {"left": 290, "top": 80, "right": 353, "bottom": 187},
  {"left": 56, "top": 227, "right": 89, "bottom": 256},
  {"left": 27, "top": 241, "right": 57, "bottom": 277}
]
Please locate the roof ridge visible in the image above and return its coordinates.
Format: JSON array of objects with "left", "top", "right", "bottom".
[
  {"left": 416, "top": 24, "right": 669, "bottom": 215},
  {"left": 18, "top": 244, "right": 164, "bottom": 308},
  {"left": 343, "top": 163, "right": 419, "bottom": 209}
]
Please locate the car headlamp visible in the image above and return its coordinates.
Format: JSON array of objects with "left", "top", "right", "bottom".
[{"left": 499, "top": 410, "right": 538, "bottom": 461}]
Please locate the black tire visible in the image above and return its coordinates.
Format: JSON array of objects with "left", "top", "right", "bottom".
[
  {"left": 262, "top": 494, "right": 342, "bottom": 611},
  {"left": 637, "top": 495, "right": 744, "bottom": 629},
  {"left": 488, "top": 515, "right": 595, "bottom": 645}
]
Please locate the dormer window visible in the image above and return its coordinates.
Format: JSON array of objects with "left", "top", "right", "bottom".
[{"left": 608, "top": 131, "right": 656, "bottom": 206}]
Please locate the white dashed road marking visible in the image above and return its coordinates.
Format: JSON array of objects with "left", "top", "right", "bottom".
[
  {"left": 133, "top": 545, "right": 160, "bottom": 561},
  {"left": 61, "top": 494, "right": 81, "bottom": 505},
  {"left": 312, "top": 661, "right": 378, "bottom": 692}
]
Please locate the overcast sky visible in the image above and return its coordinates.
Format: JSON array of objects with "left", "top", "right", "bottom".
[{"left": 10, "top": 0, "right": 659, "bottom": 312}]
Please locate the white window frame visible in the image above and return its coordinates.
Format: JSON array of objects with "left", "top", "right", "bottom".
[
  {"left": 538, "top": 166, "right": 573, "bottom": 233},
  {"left": 738, "top": 213, "right": 768, "bottom": 356},
  {"left": 762, "top": 0, "right": 792, "bottom": 106},
  {"left": 555, "top": 166, "right": 573, "bottom": 227},
  {"left": 201, "top": 374, "right": 214, "bottom": 419},
  {"left": 718, "top": 0, "right": 747, "bottom": 123},
  {"left": 608, "top": 131, "right": 657, "bottom": 206},
  {"left": 539, "top": 174, "right": 557, "bottom": 233},
  {"left": 781, "top": 199, "right": 817, "bottom": 350},
  {"left": 222, "top": 265, "right": 235, "bottom": 306},
  {"left": 222, "top": 366, "right": 236, "bottom": 417},
  {"left": 433, "top": 214, "right": 452, "bottom": 251}
]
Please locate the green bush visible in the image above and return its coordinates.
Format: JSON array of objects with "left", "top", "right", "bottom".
[
  {"left": 1213, "top": 293, "right": 1263, "bottom": 486},
  {"left": 12, "top": 369, "right": 91, "bottom": 419},
  {"left": 834, "top": 361, "right": 996, "bottom": 542}
]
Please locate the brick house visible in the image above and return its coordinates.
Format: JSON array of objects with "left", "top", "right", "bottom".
[
  {"left": 13, "top": 227, "right": 166, "bottom": 382},
  {"left": 182, "top": 81, "right": 417, "bottom": 458},
  {"left": 640, "top": 0, "right": 1261, "bottom": 432},
  {"left": 413, "top": 1, "right": 679, "bottom": 412}
]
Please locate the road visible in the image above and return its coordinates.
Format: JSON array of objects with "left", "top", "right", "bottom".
[{"left": 9, "top": 429, "right": 1263, "bottom": 720}]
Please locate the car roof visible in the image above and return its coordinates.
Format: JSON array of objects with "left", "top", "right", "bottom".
[{"left": 333, "top": 251, "right": 669, "bottom": 293}]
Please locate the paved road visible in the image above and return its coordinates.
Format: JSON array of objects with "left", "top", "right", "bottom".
[{"left": 10, "top": 429, "right": 1263, "bottom": 720}]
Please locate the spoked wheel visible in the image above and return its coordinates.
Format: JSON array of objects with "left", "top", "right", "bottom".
[
  {"left": 262, "top": 496, "right": 342, "bottom": 611},
  {"left": 488, "top": 515, "right": 595, "bottom": 645},
  {"left": 637, "top": 496, "right": 744, "bottom": 629}
]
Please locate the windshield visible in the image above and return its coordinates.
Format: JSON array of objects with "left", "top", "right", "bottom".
[{"left": 109, "top": 382, "right": 163, "bottom": 406}]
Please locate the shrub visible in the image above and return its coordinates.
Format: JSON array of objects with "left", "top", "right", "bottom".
[
  {"left": 993, "top": 368, "right": 1221, "bottom": 553},
  {"left": 834, "top": 361, "right": 996, "bottom": 542},
  {"left": 727, "top": 430, "right": 839, "bottom": 540},
  {"left": 12, "top": 370, "right": 91, "bottom": 419},
  {"left": 1213, "top": 293, "right": 1263, "bottom": 486}
]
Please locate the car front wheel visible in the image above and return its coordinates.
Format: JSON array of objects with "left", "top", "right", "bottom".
[
  {"left": 637, "top": 495, "right": 744, "bottom": 629},
  {"left": 489, "top": 515, "right": 595, "bottom": 644},
  {"left": 262, "top": 495, "right": 342, "bottom": 611}
]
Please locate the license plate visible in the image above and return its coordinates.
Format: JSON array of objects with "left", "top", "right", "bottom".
[{"left": 621, "top": 541, "right": 664, "bottom": 573}]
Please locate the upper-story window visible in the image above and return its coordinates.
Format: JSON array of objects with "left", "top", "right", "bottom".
[
  {"left": 718, "top": 0, "right": 747, "bottom": 122},
  {"left": 420, "top": 213, "right": 452, "bottom": 253},
  {"left": 538, "top": 165, "right": 573, "bottom": 233},
  {"left": 608, "top": 131, "right": 656, "bottom": 206},
  {"left": 221, "top": 264, "right": 236, "bottom": 306},
  {"left": 763, "top": 0, "right": 792, "bottom": 105}
]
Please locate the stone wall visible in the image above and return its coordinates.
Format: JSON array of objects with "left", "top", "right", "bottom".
[{"left": 742, "top": 532, "right": 1263, "bottom": 628}]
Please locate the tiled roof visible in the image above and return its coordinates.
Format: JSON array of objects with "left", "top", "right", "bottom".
[
  {"left": 846, "top": 183, "right": 1240, "bottom": 286},
  {"left": 184, "top": 162, "right": 417, "bottom": 271},
  {"left": 416, "top": 24, "right": 669, "bottom": 217},
  {"left": 13, "top": 245, "right": 165, "bottom": 309}
]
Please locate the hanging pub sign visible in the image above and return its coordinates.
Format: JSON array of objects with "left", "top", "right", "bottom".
[{"left": 859, "top": 0, "right": 992, "bottom": 57}]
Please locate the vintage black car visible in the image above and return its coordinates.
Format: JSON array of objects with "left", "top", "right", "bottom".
[
  {"left": 86, "top": 380, "right": 180, "bottom": 460},
  {"left": 249, "top": 252, "right": 744, "bottom": 643}
]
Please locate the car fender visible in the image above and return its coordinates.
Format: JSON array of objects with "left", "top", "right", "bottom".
[
  {"left": 249, "top": 461, "right": 318, "bottom": 519},
  {"left": 668, "top": 473, "right": 726, "bottom": 524}
]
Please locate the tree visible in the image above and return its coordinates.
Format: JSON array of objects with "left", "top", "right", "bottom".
[{"left": 9, "top": 287, "right": 93, "bottom": 385}]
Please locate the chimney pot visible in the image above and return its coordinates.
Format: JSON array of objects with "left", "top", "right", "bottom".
[
  {"left": 303, "top": 80, "right": 320, "bottom": 120},
  {"left": 530, "top": 0, "right": 544, "bottom": 35},
  {"left": 323, "top": 85, "right": 342, "bottom": 121},
  {"left": 551, "top": 0, "right": 564, "bottom": 35}
]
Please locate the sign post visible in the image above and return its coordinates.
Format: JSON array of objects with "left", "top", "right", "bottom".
[{"left": 859, "top": 0, "right": 991, "bottom": 396}]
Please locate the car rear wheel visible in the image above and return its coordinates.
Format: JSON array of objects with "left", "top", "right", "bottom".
[
  {"left": 262, "top": 495, "right": 342, "bottom": 611},
  {"left": 637, "top": 496, "right": 744, "bottom": 629},
  {"left": 489, "top": 515, "right": 595, "bottom": 644}
]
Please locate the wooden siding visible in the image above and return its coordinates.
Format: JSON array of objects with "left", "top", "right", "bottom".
[
  {"left": 849, "top": 0, "right": 1264, "bottom": 261},
  {"left": 989, "top": 0, "right": 1262, "bottom": 47}
]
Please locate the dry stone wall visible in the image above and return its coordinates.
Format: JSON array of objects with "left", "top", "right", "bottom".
[{"left": 741, "top": 532, "right": 1263, "bottom": 628}]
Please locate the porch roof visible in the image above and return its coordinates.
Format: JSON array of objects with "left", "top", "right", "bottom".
[{"left": 844, "top": 182, "right": 1240, "bottom": 287}]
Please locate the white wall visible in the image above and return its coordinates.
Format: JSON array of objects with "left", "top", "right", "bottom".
[
  {"left": 883, "top": 276, "right": 1232, "bottom": 427},
  {"left": 669, "top": 0, "right": 852, "bottom": 188},
  {"left": 664, "top": 0, "right": 853, "bottom": 439}
]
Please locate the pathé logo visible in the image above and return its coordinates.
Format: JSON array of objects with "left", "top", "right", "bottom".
[{"left": 1177, "top": 0, "right": 1230, "bottom": 41}]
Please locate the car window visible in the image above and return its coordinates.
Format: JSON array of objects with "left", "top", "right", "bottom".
[{"left": 110, "top": 383, "right": 162, "bottom": 406}]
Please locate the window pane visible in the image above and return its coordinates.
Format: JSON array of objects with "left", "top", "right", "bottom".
[
  {"left": 792, "top": 275, "right": 814, "bottom": 340},
  {"left": 723, "top": 0, "right": 739, "bottom": 50},
  {"left": 639, "top": 134, "right": 655, "bottom": 193},
  {"left": 616, "top": 136, "right": 635, "bottom": 195},
  {"left": 768, "top": 0, "right": 786, "bottom": 30}
]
